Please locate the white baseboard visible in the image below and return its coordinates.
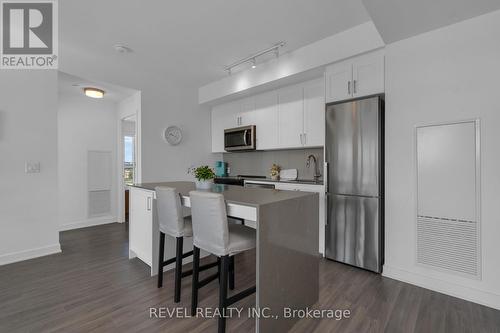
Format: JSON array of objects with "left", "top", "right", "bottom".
[
  {"left": 383, "top": 265, "right": 500, "bottom": 310},
  {"left": 59, "top": 216, "right": 117, "bottom": 231},
  {"left": 0, "top": 243, "right": 61, "bottom": 266}
]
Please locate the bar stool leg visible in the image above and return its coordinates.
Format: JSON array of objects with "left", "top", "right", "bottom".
[
  {"left": 157, "top": 232, "right": 165, "bottom": 288},
  {"left": 174, "top": 237, "right": 183, "bottom": 303},
  {"left": 191, "top": 246, "right": 200, "bottom": 316},
  {"left": 218, "top": 255, "right": 229, "bottom": 333},
  {"left": 217, "top": 257, "right": 221, "bottom": 283},
  {"left": 229, "top": 256, "right": 235, "bottom": 290}
]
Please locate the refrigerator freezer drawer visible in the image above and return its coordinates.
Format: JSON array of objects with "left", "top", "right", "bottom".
[{"left": 325, "top": 194, "right": 382, "bottom": 273}]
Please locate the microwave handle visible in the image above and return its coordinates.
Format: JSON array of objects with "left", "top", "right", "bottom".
[{"left": 243, "top": 129, "right": 248, "bottom": 146}]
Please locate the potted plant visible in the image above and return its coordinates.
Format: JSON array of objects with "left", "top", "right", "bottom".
[
  {"left": 189, "top": 165, "right": 215, "bottom": 189},
  {"left": 270, "top": 164, "right": 281, "bottom": 181}
]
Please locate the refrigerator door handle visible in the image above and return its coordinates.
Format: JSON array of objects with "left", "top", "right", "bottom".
[
  {"left": 325, "top": 162, "right": 329, "bottom": 193},
  {"left": 325, "top": 192, "right": 330, "bottom": 225}
]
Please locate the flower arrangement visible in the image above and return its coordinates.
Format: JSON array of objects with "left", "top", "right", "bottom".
[{"left": 270, "top": 164, "right": 281, "bottom": 180}]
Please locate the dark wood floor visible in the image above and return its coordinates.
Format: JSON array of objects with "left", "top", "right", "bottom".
[{"left": 0, "top": 223, "right": 499, "bottom": 333}]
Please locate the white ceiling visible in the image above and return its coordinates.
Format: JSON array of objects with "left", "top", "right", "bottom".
[
  {"left": 60, "top": 1, "right": 500, "bottom": 89},
  {"left": 58, "top": 71, "right": 137, "bottom": 102},
  {"left": 362, "top": 0, "right": 500, "bottom": 43},
  {"left": 59, "top": 0, "right": 371, "bottom": 87}
]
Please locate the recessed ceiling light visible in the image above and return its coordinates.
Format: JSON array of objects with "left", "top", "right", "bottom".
[{"left": 84, "top": 87, "right": 105, "bottom": 99}]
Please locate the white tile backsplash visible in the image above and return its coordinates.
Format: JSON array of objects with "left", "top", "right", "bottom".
[{"left": 222, "top": 148, "right": 323, "bottom": 180}]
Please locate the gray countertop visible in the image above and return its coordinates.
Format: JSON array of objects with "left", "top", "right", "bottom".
[{"left": 130, "top": 181, "right": 317, "bottom": 207}]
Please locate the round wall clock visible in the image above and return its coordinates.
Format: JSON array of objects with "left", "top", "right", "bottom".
[{"left": 163, "top": 126, "right": 183, "bottom": 145}]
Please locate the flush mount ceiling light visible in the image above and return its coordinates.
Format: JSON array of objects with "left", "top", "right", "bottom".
[
  {"left": 84, "top": 87, "right": 105, "bottom": 99},
  {"left": 225, "top": 41, "right": 285, "bottom": 75}
]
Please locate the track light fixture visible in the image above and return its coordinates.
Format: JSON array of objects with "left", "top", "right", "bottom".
[{"left": 225, "top": 41, "right": 285, "bottom": 75}]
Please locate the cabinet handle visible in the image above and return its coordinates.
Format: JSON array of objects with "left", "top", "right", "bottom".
[
  {"left": 303, "top": 133, "right": 307, "bottom": 145},
  {"left": 299, "top": 133, "right": 303, "bottom": 145},
  {"left": 147, "top": 197, "right": 152, "bottom": 211},
  {"left": 347, "top": 81, "right": 351, "bottom": 95},
  {"left": 353, "top": 80, "right": 357, "bottom": 94}
]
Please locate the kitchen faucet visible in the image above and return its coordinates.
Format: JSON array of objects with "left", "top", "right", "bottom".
[{"left": 306, "top": 154, "right": 322, "bottom": 181}]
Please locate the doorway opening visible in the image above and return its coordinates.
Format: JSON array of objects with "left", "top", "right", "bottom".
[{"left": 122, "top": 116, "right": 136, "bottom": 222}]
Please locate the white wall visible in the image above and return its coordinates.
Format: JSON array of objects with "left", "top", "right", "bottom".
[
  {"left": 58, "top": 93, "right": 118, "bottom": 230},
  {"left": 0, "top": 71, "right": 60, "bottom": 265},
  {"left": 139, "top": 81, "right": 218, "bottom": 183},
  {"left": 384, "top": 9, "right": 500, "bottom": 309}
]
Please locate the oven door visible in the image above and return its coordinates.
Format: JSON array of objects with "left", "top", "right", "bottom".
[{"left": 224, "top": 125, "right": 256, "bottom": 151}]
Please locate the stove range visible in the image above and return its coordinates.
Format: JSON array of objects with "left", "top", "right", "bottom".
[{"left": 214, "top": 175, "right": 266, "bottom": 186}]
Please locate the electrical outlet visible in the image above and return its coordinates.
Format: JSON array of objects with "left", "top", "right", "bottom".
[{"left": 25, "top": 161, "right": 40, "bottom": 173}]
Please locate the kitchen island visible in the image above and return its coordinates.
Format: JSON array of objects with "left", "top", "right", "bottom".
[{"left": 128, "top": 181, "right": 319, "bottom": 333}]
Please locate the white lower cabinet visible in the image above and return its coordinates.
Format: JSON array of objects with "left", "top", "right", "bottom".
[{"left": 129, "top": 187, "right": 154, "bottom": 265}]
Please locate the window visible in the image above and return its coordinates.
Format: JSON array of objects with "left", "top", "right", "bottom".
[{"left": 124, "top": 136, "right": 135, "bottom": 185}]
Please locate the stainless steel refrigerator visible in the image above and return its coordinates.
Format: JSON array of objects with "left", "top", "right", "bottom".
[{"left": 325, "top": 96, "right": 384, "bottom": 273}]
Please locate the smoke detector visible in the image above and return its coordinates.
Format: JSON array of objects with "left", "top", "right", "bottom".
[{"left": 114, "top": 44, "right": 133, "bottom": 54}]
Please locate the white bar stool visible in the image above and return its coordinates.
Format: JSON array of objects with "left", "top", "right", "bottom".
[
  {"left": 189, "top": 190, "right": 256, "bottom": 333},
  {"left": 155, "top": 186, "right": 218, "bottom": 303}
]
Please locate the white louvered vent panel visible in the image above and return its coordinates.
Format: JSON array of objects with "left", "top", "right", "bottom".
[
  {"left": 417, "top": 216, "right": 479, "bottom": 277},
  {"left": 88, "top": 190, "right": 111, "bottom": 217}
]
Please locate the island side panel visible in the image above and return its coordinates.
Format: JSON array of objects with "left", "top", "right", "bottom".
[{"left": 256, "top": 193, "right": 319, "bottom": 333}]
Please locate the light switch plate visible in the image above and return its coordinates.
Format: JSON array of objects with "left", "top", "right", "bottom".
[{"left": 25, "top": 161, "right": 40, "bottom": 173}]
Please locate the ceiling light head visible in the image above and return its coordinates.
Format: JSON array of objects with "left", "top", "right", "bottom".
[
  {"left": 251, "top": 58, "right": 256, "bottom": 69},
  {"left": 84, "top": 87, "right": 105, "bottom": 99},
  {"left": 113, "top": 44, "right": 133, "bottom": 54}
]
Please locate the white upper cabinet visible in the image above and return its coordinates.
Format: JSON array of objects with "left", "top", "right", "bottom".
[
  {"left": 238, "top": 97, "right": 255, "bottom": 126},
  {"left": 253, "top": 90, "right": 278, "bottom": 150},
  {"left": 325, "top": 49, "right": 384, "bottom": 104},
  {"left": 325, "top": 60, "right": 352, "bottom": 103},
  {"left": 277, "top": 84, "right": 304, "bottom": 148},
  {"left": 303, "top": 78, "right": 325, "bottom": 147},
  {"left": 211, "top": 100, "right": 238, "bottom": 153},
  {"left": 210, "top": 78, "right": 325, "bottom": 153},
  {"left": 352, "top": 51, "right": 384, "bottom": 98}
]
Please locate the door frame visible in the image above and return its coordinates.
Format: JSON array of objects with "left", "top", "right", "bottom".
[{"left": 117, "top": 92, "right": 142, "bottom": 223}]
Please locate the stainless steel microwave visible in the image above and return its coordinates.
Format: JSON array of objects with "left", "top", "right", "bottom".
[{"left": 224, "top": 125, "right": 256, "bottom": 151}]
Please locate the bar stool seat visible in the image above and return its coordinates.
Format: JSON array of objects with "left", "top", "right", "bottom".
[
  {"left": 166, "top": 215, "right": 192, "bottom": 238},
  {"left": 226, "top": 224, "right": 256, "bottom": 255}
]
